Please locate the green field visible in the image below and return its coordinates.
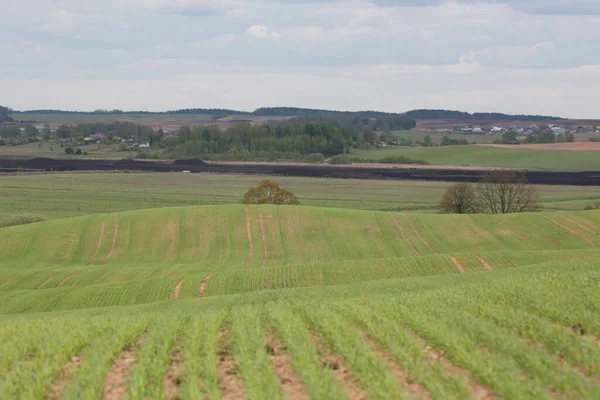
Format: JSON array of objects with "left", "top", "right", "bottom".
[
  {"left": 355, "top": 145, "right": 600, "bottom": 170},
  {"left": 1, "top": 204, "right": 600, "bottom": 398},
  {"left": 2, "top": 172, "right": 600, "bottom": 221}
]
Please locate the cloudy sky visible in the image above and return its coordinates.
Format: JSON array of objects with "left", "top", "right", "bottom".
[{"left": 1, "top": 0, "right": 600, "bottom": 117}]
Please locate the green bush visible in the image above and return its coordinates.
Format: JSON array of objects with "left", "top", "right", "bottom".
[{"left": 0, "top": 214, "right": 46, "bottom": 229}]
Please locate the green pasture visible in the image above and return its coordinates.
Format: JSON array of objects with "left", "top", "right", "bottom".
[
  {"left": 12, "top": 113, "right": 215, "bottom": 124},
  {"left": 355, "top": 145, "right": 600, "bottom": 170},
  {"left": 0, "top": 172, "right": 599, "bottom": 222}
]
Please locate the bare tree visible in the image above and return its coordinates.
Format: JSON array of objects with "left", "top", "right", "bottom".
[
  {"left": 438, "top": 183, "right": 480, "bottom": 214},
  {"left": 477, "top": 170, "right": 539, "bottom": 214},
  {"left": 242, "top": 180, "right": 300, "bottom": 205}
]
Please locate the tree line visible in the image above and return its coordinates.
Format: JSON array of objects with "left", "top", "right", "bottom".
[
  {"left": 0, "top": 106, "right": 13, "bottom": 122},
  {"left": 404, "top": 109, "right": 563, "bottom": 121}
]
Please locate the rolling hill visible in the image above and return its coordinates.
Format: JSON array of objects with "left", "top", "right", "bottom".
[{"left": 1, "top": 205, "right": 600, "bottom": 398}]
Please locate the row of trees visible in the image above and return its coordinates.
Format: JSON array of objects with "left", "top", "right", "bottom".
[
  {"left": 0, "top": 106, "right": 12, "bottom": 122},
  {"left": 171, "top": 121, "right": 374, "bottom": 157},
  {"left": 439, "top": 171, "right": 539, "bottom": 214}
]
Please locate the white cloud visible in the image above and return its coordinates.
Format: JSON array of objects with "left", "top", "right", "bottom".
[
  {"left": 245, "top": 24, "right": 281, "bottom": 38},
  {"left": 1, "top": 0, "right": 600, "bottom": 117}
]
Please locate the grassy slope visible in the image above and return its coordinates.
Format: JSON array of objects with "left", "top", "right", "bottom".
[
  {"left": 1, "top": 172, "right": 599, "bottom": 220},
  {"left": 1, "top": 204, "right": 599, "bottom": 313},
  {"left": 355, "top": 145, "right": 600, "bottom": 170},
  {"left": 1, "top": 259, "right": 599, "bottom": 399},
  {"left": 11, "top": 113, "right": 214, "bottom": 124}
]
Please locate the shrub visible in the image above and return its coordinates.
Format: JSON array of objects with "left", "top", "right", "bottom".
[{"left": 0, "top": 214, "right": 46, "bottom": 229}]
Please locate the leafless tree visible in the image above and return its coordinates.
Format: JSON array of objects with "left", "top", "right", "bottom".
[
  {"left": 477, "top": 170, "right": 540, "bottom": 214},
  {"left": 438, "top": 183, "right": 480, "bottom": 214},
  {"left": 242, "top": 180, "right": 300, "bottom": 205}
]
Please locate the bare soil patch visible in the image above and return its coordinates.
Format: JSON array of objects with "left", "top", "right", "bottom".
[
  {"left": 36, "top": 275, "right": 56, "bottom": 290},
  {"left": 475, "top": 255, "right": 493, "bottom": 271},
  {"left": 199, "top": 275, "right": 211, "bottom": 298},
  {"left": 242, "top": 206, "right": 253, "bottom": 270},
  {"left": 363, "top": 333, "right": 430, "bottom": 399},
  {"left": 258, "top": 205, "right": 268, "bottom": 268},
  {"left": 421, "top": 344, "right": 493, "bottom": 399},
  {"left": 102, "top": 342, "right": 138, "bottom": 400},
  {"left": 559, "top": 215, "right": 600, "bottom": 237},
  {"left": 217, "top": 326, "right": 245, "bottom": 400},
  {"left": 544, "top": 216, "right": 597, "bottom": 247},
  {"left": 405, "top": 215, "right": 435, "bottom": 253},
  {"left": 103, "top": 216, "right": 119, "bottom": 264},
  {"left": 448, "top": 256, "right": 466, "bottom": 273},
  {"left": 162, "top": 340, "right": 184, "bottom": 400},
  {"left": 311, "top": 331, "right": 365, "bottom": 400},
  {"left": 89, "top": 220, "right": 106, "bottom": 264},
  {"left": 479, "top": 142, "right": 600, "bottom": 151},
  {"left": 392, "top": 214, "right": 420, "bottom": 256},
  {"left": 57, "top": 272, "right": 80, "bottom": 287},
  {"left": 266, "top": 329, "right": 310, "bottom": 400},
  {"left": 45, "top": 355, "right": 82, "bottom": 399},
  {"left": 172, "top": 279, "right": 184, "bottom": 300}
]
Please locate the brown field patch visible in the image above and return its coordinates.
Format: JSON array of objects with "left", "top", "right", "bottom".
[
  {"left": 363, "top": 333, "right": 430, "bottom": 399},
  {"left": 45, "top": 355, "right": 82, "bottom": 400},
  {"left": 311, "top": 331, "right": 365, "bottom": 400},
  {"left": 475, "top": 255, "right": 493, "bottom": 271},
  {"left": 36, "top": 275, "right": 56, "bottom": 290},
  {"left": 448, "top": 256, "right": 466, "bottom": 273},
  {"left": 405, "top": 215, "right": 435, "bottom": 253},
  {"left": 162, "top": 341, "right": 184, "bottom": 400},
  {"left": 217, "top": 326, "right": 245, "bottom": 400},
  {"left": 199, "top": 275, "right": 211, "bottom": 298},
  {"left": 103, "top": 216, "right": 119, "bottom": 264},
  {"left": 57, "top": 272, "right": 80, "bottom": 287},
  {"left": 102, "top": 342, "right": 138, "bottom": 400},
  {"left": 266, "top": 330, "right": 310, "bottom": 400},
  {"left": 559, "top": 214, "right": 600, "bottom": 237},
  {"left": 545, "top": 216, "right": 597, "bottom": 247},
  {"left": 172, "top": 279, "right": 184, "bottom": 300},
  {"left": 392, "top": 214, "right": 420, "bottom": 256},
  {"left": 89, "top": 220, "right": 106, "bottom": 264}
]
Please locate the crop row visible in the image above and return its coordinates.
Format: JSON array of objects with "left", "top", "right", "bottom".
[{"left": 1, "top": 262, "right": 599, "bottom": 399}]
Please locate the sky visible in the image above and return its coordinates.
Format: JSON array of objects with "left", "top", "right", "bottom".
[{"left": 1, "top": 0, "right": 600, "bottom": 118}]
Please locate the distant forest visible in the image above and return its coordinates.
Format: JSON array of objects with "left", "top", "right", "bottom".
[
  {"left": 7, "top": 105, "right": 565, "bottom": 121},
  {"left": 403, "top": 109, "right": 563, "bottom": 121},
  {"left": 0, "top": 106, "right": 13, "bottom": 122}
]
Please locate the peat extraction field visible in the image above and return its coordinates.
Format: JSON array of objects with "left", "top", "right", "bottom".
[{"left": 1, "top": 201, "right": 600, "bottom": 399}]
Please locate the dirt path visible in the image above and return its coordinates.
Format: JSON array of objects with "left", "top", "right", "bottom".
[
  {"left": 217, "top": 326, "right": 245, "bottom": 400},
  {"left": 103, "top": 216, "right": 119, "bottom": 264},
  {"left": 559, "top": 214, "right": 600, "bottom": 237},
  {"left": 162, "top": 340, "right": 184, "bottom": 400},
  {"left": 172, "top": 279, "right": 184, "bottom": 300},
  {"left": 102, "top": 343, "right": 138, "bottom": 400},
  {"left": 266, "top": 330, "right": 310, "bottom": 400},
  {"left": 311, "top": 331, "right": 365, "bottom": 399},
  {"left": 405, "top": 215, "right": 435, "bottom": 253},
  {"left": 45, "top": 355, "right": 82, "bottom": 399},
  {"left": 545, "top": 216, "right": 597, "bottom": 247},
  {"left": 89, "top": 220, "right": 106, "bottom": 264},
  {"left": 392, "top": 214, "right": 420, "bottom": 256},
  {"left": 57, "top": 272, "right": 79, "bottom": 287},
  {"left": 199, "top": 275, "right": 211, "bottom": 298},
  {"left": 475, "top": 255, "right": 493, "bottom": 271},
  {"left": 448, "top": 256, "right": 466, "bottom": 273},
  {"left": 363, "top": 333, "right": 430, "bottom": 399},
  {"left": 36, "top": 275, "right": 56, "bottom": 290},
  {"left": 242, "top": 206, "right": 253, "bottom": 269},
  {"left": 258, "top": 205, "right": 268, "bottom": 268}
]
